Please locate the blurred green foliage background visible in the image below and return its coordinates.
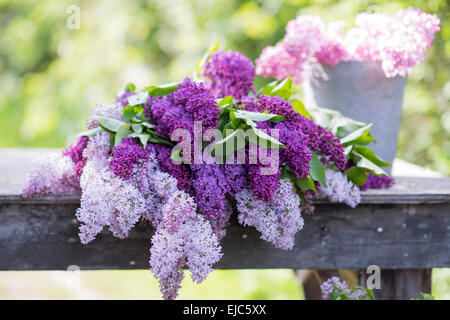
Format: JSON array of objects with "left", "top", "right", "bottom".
[{"left": 0, "top": 0, "right": 449, "bottom": 299}]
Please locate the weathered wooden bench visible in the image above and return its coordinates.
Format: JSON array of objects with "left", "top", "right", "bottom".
[{"left": 0, "top": 148, "right": 449, "bottom": 299}]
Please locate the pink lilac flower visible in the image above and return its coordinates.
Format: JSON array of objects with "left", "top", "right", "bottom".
[
  {"left": 359, "top": 173, "right": 394, "bottom": 191},
  {"left": 109, "top": 137, "right": 148, "bottom": 180},
  {"left": 76, "top": 159, "right": 146, "bottom": 243},
  {"left": 256, "top": 42, "right": 305, "bottom": 83},
  {"left": 22, "top": 153, "right": 79, "bottom": 198},
  {"left": 319, "top": 169, "right": 361, "bottom": 207},
  {"left": 315, "top": 21, "right": 348, "bottom": 66},
  {"left": 320, "top": 276, "right": 350, "bottom": 300},
  {"left": 256, "top": 9, "right": 440, "bottom": 81},
  {"left": 235, "top": 180, "right": 304, "bottom": 250},
  {"left": 150, "top": 191, "right": 222, "bottom": 300},
  {"left": 346, "top": 8, "right": 440, "bottom": 77},
  {"left": 202, "top": 50, "right": 255, "bottom": 99},
  {"left": 62, "top": 136, "right": 89, "bottom": 178}
]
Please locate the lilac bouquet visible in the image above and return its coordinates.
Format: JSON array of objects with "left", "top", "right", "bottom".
[
  {"left": 256, "top": 7, "right": 440, "bottom": 81},
  {"left": 23, "top": 47, "right": 393, "bottom": 299}
]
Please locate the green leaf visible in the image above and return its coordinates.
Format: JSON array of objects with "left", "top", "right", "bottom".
[
  {"left": 344, "top": 145, "right": 353, "bottom": 157},
  {"left": 92, "top": 116, "right": 126, "bottom": 133},
  {"left": 109, "top": 132, "right": 116, "bottom": 148},
  {"left": 170, "top": 149, "right": 183, "bottom": 162},
  {"left": 141, "top": 122, "right": 155, "bottom": 129},
  {"left": 114, "top": 124, "right": 131, "bottom": 146},
  {"left": 309, "top": 152, "right": 327, "bottom": 187},
  {"left": 352, "top": 146, "right": 391, "bottom": 167},
  {"left": 251, "top": 127, "right": 286, "bottom": 148},
  {"left": 340, "top": 124, "right": 376, "bottom": 146},
  {"left": 290, "top": 99, "right": 312, "bottom": 119},
  {"left": 79, "top": 127, "right": 102, "bottom": 137},
  {"left": 229, "top": 111, "right": 242, "bottom": 129},
  {"left": 293, "top": 177, "right": 317, "bottom": 193},
  {"left": 137, "top": 133, "right": 149, "bottom": 147},
  {"left": 125, "top": 83, "right": 135, "bottom": 92},
  {"left": 123, "top": 105, "right": 137, "bottom": 122},
  {"left": 356, "top": 157, "right": 388, "bottom": 176},
  {"left": 260, "top": 77, "right": 293, "bottom": 100},
  {"left": 217, "top": 96, "right": 233, "bottom": 107},
  {"left": 234, "top": 110, "right": 285, "bottom": 122},
  {"left": 127, "top": 92, "right": 149, "bottom": 106},
  {"left": 195, "top": 40, "right": 220, "bottom": 75},
  {"left": 145, "top": 82, "right": 180, "bottom": 97},
  {"left": 131, "top": 123, "right": 142, "bottom": 134},
  {"left": 344, "top": 166, "right": 368, "bottom": 186}
]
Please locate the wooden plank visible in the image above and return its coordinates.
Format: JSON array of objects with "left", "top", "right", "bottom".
[
  {"left": 0, "top": 148, "right": 449, "bottom": 271},
  {"left": 1, "top": 148, "right": 450, "bottom": 204},
  {"left": 0, "top": 202, "right": 448, "bottom": 270}
]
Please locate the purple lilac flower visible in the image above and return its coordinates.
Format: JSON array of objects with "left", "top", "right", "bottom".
[
  {"left": 154, "top": 144, "right": 192, "bottom": 193},
  {"left": 202, "top": 50, "right": 255, "bottom": 99},
  {"left": 130, "top": 150, "right": 179, "bottom": 228},
  {"left": 83, "top": 132, "right": 111, "bottom": 161},
  {"left": 109, "top": 137, "right": 148, "bottom": 180},
  {"left": 149, "top": 77, "right": 219, "bottom": 138},
  {"left": 85, "top": 102, "right": 123, "bottom": 129},
  {"left": 116, "top": 90, "right": 135, "bottom": 107},
  {"left": 235, "top": 180, "right": 304, "bottom": 250},
  {"left": 22, "top": 153, "right": 79, "bottom": 198},
  {"left": 320, "top": 276, "right": 350, "bottom": 300},
  {"left": 359, "top": 173, "right": 394, "bottom": 191},
  {"left": 150, "top": 191, "right": 222, "bottom": 300},
  {"left": 209, "top": 199, "right": 234, "bottom": 240},
  {"left": 191, "top": 164, "right": 228, "bottom": 220},
  {"left": 221, "top": 164, "right": 248, "bottom": 195},
  {"left": 161, "top": 190, "right": 197, "bottom": 234},
  {"left": 296, "top": 117, "right": 346, "bottom": 171},
  {"left": 319, "top": 169, "right": 361, "bottom": 207},
  {"left": 149, "top": 225, "right": 186, "bottom": 300},
  {"left": 247, "top": 161, "right": 281, "bottom": 201},
  {"left": 62, "top": 136, "right": 89, "bottom": 178},
  {"left": 76, "top": 159, "right": 146, "bottom": 243},
  {"left": 276, "top": 121, "right": 311, "bottom": 179}
]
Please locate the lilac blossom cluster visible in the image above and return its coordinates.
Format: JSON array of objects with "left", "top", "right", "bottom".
[
  {"left": 242, "top": 95, "right": 346, "bottom": 200},
  {"left": 359, "top": 173, "right": 395, "bottom": 191},
  {"left": 22, "top": 153, "right": 79, "bottom": 198},
  {"left": 320, "top": 276, "right": 372, "bottom": 300},
  {"left": 148, "top": 77, "right": 219, "bottom": 138},
  {"left": 319, "top": 169, "right": 361, "bottom": 207},
  {"left": 236, "top": 180, "right": 304, "bottom": 250},
  {"left": 320, "top": 276, "right": 350, "bottom": 300},
  {"left": 21, "top": 47, "right": 394, "bottom": 300},
  {"left": 150, "top": 190, "right": 222, "bottom": 299},
  {"left": 202, "top": 50, "right": 255, "bottom": 99},
  {"left": 256, "top": 8, "right": 440, "bottom": 81}
]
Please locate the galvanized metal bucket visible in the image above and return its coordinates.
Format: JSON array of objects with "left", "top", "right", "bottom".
[{"left": 304, "top": 61, "right": 407, "bottom": 172}]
